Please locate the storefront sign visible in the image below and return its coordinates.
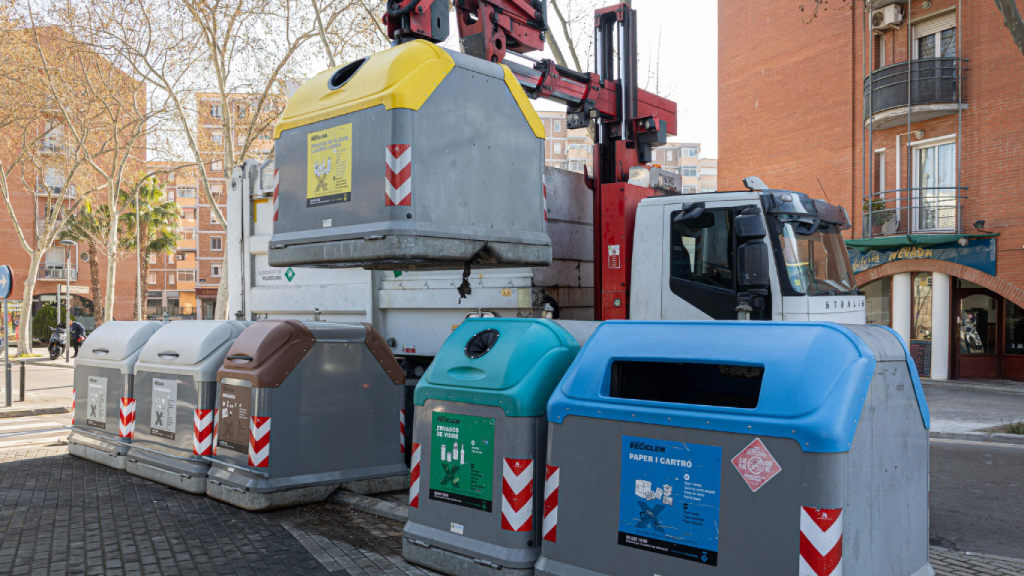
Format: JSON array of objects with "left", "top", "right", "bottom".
[
  {"left": 849, "top": 238, "right": 996, "bottom": 276},
  {"left": 196, "top": 287, "right": 219, "bottom": 297}
]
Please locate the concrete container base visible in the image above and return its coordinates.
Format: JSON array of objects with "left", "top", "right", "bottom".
[
  {"left": 340, "top": 474, "right": 409, "bottom": 495},
  {"left": 402, "top": 539, "right": 535, "bottom": 576},
  {"left": 207, "top": 481, "right": 340, "bottom": 511},
  {"left": 126, "top": 456, "right": 209, "bottom": 494},
  {"left": 67, "top": 431, "right": 129, "bottom": 470}
]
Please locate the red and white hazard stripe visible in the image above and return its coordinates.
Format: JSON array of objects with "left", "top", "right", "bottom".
[
  {"left": 119, "top": 398, "right": 136, "bottom": 439},
  {"left": 399, "top": 409, "right": 406, "bottom": 454},
  {"left": 193, "top": 409, "right": 214, "bottom": 456},
  {"left": 542, "top": 184, "right": 548, "bottom": 221},
  {"left": 542, "top": 465, "right": 559, "bottom": 543},
  {"left": 385, "top": 144, "right": 412, "bottom": 207},
  {"left": 212, "top": 410, "right": 219, "bottom": 456},
  {"left": 71, "top": 387, "right": 75, "bottom": 426},
  {"left": 799, "top": 506, "right": 843, "bottom": 576},
  {"left": 272, "top": 169, "right": 280, "bottom": 221},
  {"left": 501, "top": 458, "right": 534, "bottom": 532},
  {"left": 409, "top": 442, "right": 421, "bottom": 508},
  {"left": 248, "top": 416, "right": 271, "bottom": 467}
]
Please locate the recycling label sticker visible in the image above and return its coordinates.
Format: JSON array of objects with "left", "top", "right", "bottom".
[
  {"left": 217, "top": 383, "right": 252, "bottom": 453},
  {"left": 429, "top": 412, "right": 495, "bottom": 512},
  {"left": 86, "top": 376, "right": 107, "bottom": 429},
  {"left": 306, "top": 124, "right": 352, "bottom": 207},
  {"left": 618, "top": 436, "right": 722, "bottom": 566},
  {"left": 150, "top": 378, "right": 178, "bottom": 440}
]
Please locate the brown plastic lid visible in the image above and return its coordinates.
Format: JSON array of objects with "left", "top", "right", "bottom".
[
  {"left": 217, "top": 320, "right": 316, "bottom": 388},
  {"left": 363, "top": 323, "right": 406, "bottom": 386}
]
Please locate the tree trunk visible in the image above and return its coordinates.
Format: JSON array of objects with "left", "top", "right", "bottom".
[
  {"left": 88, "top": 241, "right": 103, "bottom": 327},
  {"left": 214, "top": 250, "right": 229, "bottom": 319},
  {"left": 103, "top": 219, "right": 118, "bottom": 323},
  {"left": 16, "top": 252, "right": 42, "bottom": 356}
]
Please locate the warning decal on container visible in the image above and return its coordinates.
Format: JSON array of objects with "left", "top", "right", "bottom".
[
  {"left": 150, "top": 378, "right": 178, "bottom": 440},
  {"left": 218, "top": 383, "right": 252, "bottom": 453},
  {"left": 731, "top": 438, "right": 782, "bottom": 493},
  {"left": 608, "top": 245, "right": 621, "bottom": 269},
  {"left": 618, "top": 436, "right": 721, "bottom": 566},
  {"left": 86, "top": 376, "right": 107, "bottom": 429},
  {"left": 306, "top": 124, "right": 352, "bottom": 207},
  {"left": 429, "top": 412, "right": 495, "bottom": 512}
]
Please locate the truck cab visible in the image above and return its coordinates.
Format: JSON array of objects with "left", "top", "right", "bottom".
[{"left": 630, "top": 188, "right": 866, "bottom": 323}]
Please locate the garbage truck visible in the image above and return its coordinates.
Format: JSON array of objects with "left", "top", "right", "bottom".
[{"left": 226, "top": 0, "right": 866, "bottom": 379}]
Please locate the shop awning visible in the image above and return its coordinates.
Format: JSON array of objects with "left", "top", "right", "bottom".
[{"left": 846, "top": 233, "right": 999, "bottom": 250}]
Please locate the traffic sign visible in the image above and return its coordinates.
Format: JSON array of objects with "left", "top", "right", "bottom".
[{"left": 0, "top": 265, "right": 12, "bottom": 299}]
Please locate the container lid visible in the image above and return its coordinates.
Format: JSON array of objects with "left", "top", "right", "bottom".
[
  {"left": 416, "top": 319, "right": 581, "bottom": 417},
  {"left": 77, "top": 321, "right": 162, "bottom": 364},
  {"left": 138, "top": 321, "right": 248, "bottom": 368},
  {"left": 216, "top": 320, "right": 316, "bottom": 388},
  {"left": 548, "top": 321, "right": 929, "bottom": 453}
]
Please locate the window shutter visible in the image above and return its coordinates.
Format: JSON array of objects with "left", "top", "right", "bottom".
[{"left": 914, "top": 12, "right": 956, "bottom": 39}]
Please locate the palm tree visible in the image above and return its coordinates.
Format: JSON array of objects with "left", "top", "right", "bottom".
[
  {"left": 61, "top": 202, "right": 121, "bottom": 327},
  {"left": 122, "top": 178, "right": 181, "bottom": 320}
]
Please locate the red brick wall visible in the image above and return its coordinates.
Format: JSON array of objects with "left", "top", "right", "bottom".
[{"left": 719, "top": 0, "right": 1024, "bottom": 302}]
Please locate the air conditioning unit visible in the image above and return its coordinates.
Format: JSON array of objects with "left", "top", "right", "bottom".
[{"left": 872, "top": 5, "right": 903, "bottom": 33}]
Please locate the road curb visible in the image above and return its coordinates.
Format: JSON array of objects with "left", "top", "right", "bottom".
[
  {"left": 327, "top": 491, "right": 409, "bottom": 522},
  {"left": 0, "top": 406, "right": 70, "bottom": 419},
  {"left": 929, "top": 430, "right": 1024, "bottom": 445},
  {"left": 27, "top": 361, "right": 76, "bottom": 370},
  {"left": 923, "top": 380, "right": 1024, "bottom": 396}
]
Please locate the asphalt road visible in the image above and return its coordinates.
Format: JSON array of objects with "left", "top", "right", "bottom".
[
  {"left": 2, "top": 362, "right": 74, "bottom": 398},
  {"left": 930, "top": 438, "right": 1024, "bottom": 559},
  {"left": 924, "top": 384, "right": 1024, "bottom": 433}
]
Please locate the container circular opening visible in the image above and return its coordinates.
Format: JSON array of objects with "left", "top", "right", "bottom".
[{"left": 465, "top": 329, "right": 499, "bottom": 359}]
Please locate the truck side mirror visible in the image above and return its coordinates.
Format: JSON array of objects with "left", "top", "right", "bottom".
[
  {"left": 737, "top": 241, "right": 770, "bottom": 291},
  {"left": 734, "top": 210, "right": 767, "bottom": 242}
]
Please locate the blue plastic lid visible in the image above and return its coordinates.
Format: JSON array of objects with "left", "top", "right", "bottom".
[{"left": 548, "top": 321, "right": 929, "bottom": 453}]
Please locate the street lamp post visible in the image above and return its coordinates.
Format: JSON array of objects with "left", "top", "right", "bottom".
[{"left": 60, "top": 239, "right": 76, "bottom": 363}]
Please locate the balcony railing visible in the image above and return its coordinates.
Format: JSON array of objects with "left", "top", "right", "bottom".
[
  {"left": 864, "top": 58, "right": 967, "bottom": 130},
  {"left": 146, "top": 306, "right": 196, "bottom": 319},
  {"left": 36, "top": 185, "right": 77, "bottom": 198},
  {"left": 861, "top": 186, "right": 967, "bottom": 238},
  {"left": 38, "top": 267, "right": 78, "bottom": 281}
]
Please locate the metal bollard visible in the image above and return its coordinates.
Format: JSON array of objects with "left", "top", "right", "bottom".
[{"left": 19, "top": 360, "right": 25, "bottom": 402}]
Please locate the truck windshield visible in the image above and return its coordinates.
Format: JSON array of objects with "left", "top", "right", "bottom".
[{"left": 777, "top": 223, "right": 856, "bottom": 296}]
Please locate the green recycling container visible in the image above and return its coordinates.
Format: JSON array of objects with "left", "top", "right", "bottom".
[{"left": 402, "top": 318, "right": 596, "bottom": 576}]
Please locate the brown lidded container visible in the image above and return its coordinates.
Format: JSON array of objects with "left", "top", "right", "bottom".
[{"left": 205, "top": 320, "right": 408, "bottom": 511}]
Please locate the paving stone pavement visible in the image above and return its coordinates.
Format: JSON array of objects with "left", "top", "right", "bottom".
[
  {"left": 2, "top": 444, "right": 1023, "bottom": 576},
  {"left": 0, "top": 445, "right": 328, "bottom": 576}
]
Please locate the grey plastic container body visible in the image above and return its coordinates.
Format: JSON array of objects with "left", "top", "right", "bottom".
[
  {"left": 206, "top": 323, "right": 408, "bottom": 511},
  {"left": 535, "top": 325, "right": 932, "bottom": 576},
  {"left": 126, "top": 321, "right": 248, "bottom": 493},
  {"left": 67, "top": 321, "right": 163, "bottom": 470},
  {"left": 404, "top": 402, "right": 546, "bottom": 576},
  {"left": 268, "top": 49, "right": 550, "bottom": 271}
]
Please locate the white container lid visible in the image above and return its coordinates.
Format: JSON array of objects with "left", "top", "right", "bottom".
[
  {"left": 75, "top": 321, "right": 163, "bottom": 374},
  {"left": 135, "top": 321, "right": 250, "bottom": 381}
]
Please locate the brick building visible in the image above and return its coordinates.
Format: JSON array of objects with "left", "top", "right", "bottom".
[{"left": 720, "top": 0, "right": 1024, "bottom": 380}]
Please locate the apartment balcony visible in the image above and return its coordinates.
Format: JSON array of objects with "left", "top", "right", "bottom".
[
  {"left": 36, "top": 219, "right": 64, "bottom": 237},
  {"left": 177, "top": 281, "right": 196, "bottom": 291},
  {"left": 180, "top": 218, "right": 197, "bottom": 228},
  {"left": 178, "top": 238, "right": 197, "bottom": 250},
  {"left": 864, "top": 58, "right": 967, "bottom": 131},
  {"left": 175, "top": 259, "right": 197, "bottom": 270},
  {"left": 146, "top": 306, "right": 196, "bottom": 320},
  {"left": 861, "top": 187, "right": 967, "bottom": 238},
  {"left": 38, "top": 267, "right": 78, "bottom": 281},
  {"left": 35, "top": 185, "right": 77, "bottom": 199}
]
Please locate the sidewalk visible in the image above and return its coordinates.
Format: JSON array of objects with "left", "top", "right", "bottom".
[
  {"left": 924, "top": 382, "right": 1024, "bottom": 445},
  {"left": 0, "top": 391, "right": 70, "bottom": 418},
  {"left": 5, "top": 345, "right": 76, "bottom": 369}
]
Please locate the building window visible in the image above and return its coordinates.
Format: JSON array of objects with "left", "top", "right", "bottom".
[
  {"left": 182, "top": 228, "right": 196, "bottom": 240},
  {"left": 211, "top": 264, "right": 221, "bottom": 277},
  {"left": 553, "top": 120, "right": 561, "bottom": 133},
  {"left": 665, "top": 150, "right": 674, "bottom": 162},
  {"left": 682, "top": 185, "right": 698, "bottom": 194},
  {"left": 680, "top": 166, "right": 698, "bottom": 178},
  {"left": 168, "top": 253, "right": 175, "bottom": 264},
  {"left": 913, "top": 140, "right": 956, "bottom": 231},
  {"left": 211, "top": 236, "right": 223, "bottom": 251},
  {"left": 166, "top": 189, "right": 175, "bottom": 202},
  {"left": 148, "top": 273, "right": 157, "bottom": 284},
  {"left": 211, "top": 105, "right": 221, "bottom": 118},
  {"left": 148, "top": 254, "right": 156, "bottom": 264},
  {"left": 568, "top": 160, "right": 585, "bottom": 172},
  {"left": 682, "top": 147, "right": 698, "bottom": 157},
  {"left": 915, "top": 15, "right": 956, "bottom": 59},
  {"left": 212, "top": 132, "right": 222, "bottom": 144},
  {"left": 701, "top": 187, "right": 716, "bottom": 193},
  {"left": 553, "top": 142, "right": 561, "bottom": 155},
  {"left": 168, "top": 271, "right": 175, "bottom": 285},
  {"left": 178, "top": 271, "right": 196, "bottom": 282},
  {"left": 212, "top": 161, "right": 223, "bottom": 171},
  {"left": 178, "top": 187, "right": 196, "bottom": 199},
  {"left": 1006, "top": 301, "right": 1024, "bottom": 355},
  {"left": 210, "top": 209, "right": 221, "bottom": 224},
  {"left": 863, "top": 277, "right": 892, "bottom": 327}
]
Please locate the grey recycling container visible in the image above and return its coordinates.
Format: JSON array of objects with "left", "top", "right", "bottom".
[
  {"left": 403, "top": 319, "right": 596, "bottom": 576},
  {"left": 205, "top": 320, "right": 409, "bottom": 511},
  {"left": 125, "top": 320, "right": 249, "bottom": 493},
  {"left": 267, "top": 39, "right": 550, "bottom": 271},
  {"left": 534, "top": 321, "right": 933, "bottom": 576},
  {"left": 68, "top": 321, "right": 163, "bottom": 469}
]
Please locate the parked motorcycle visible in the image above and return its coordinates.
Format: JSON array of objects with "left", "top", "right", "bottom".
[{"left": 48, "top": 326, "right": 67, "bottom": 360}]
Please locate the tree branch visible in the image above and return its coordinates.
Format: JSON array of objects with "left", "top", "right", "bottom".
[{"left": 995, "top": 0, "right": 1024, "bottom": 58}]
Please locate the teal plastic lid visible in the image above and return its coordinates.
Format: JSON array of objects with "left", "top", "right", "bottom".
[{"left": 415, "top": 318, "right": 581, "bottom": 417}]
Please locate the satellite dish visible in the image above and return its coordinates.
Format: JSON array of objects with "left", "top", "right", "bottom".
[{"left": 81, "top": 252, "right": 90, "bottom": 262}]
